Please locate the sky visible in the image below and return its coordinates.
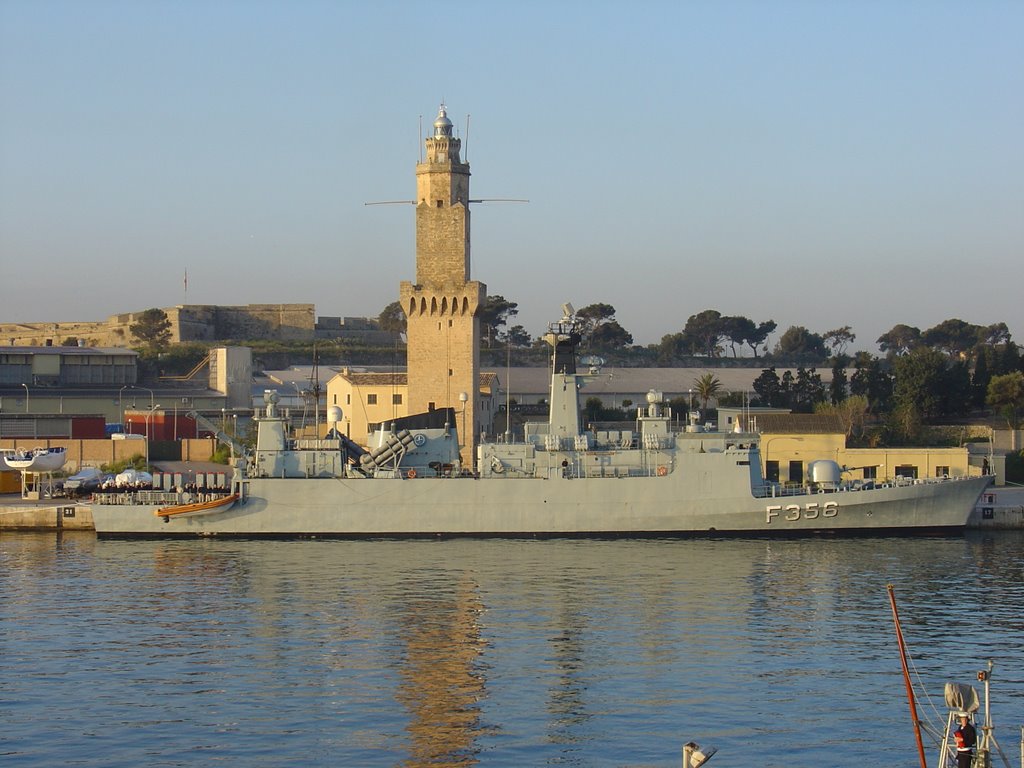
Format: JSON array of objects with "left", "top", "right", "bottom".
[{"left": 1, "top": 0, "right": 1021, "bottom": 353}]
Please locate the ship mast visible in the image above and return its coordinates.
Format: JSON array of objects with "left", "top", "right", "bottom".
[{"left": 888, "top": 585, "right": 928, "bottom": 768}]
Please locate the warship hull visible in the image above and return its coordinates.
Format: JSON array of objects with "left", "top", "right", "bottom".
[{"left": 89, "top": 471, "right": 990, "bottom": 537}]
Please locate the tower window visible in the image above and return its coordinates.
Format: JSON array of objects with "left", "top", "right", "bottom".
[{"left": 436, "top": 199, "right": 444, "bottom": 207}]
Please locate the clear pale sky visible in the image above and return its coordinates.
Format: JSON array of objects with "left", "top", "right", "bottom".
[{"left": 2, "top": 0, "right": 1021, "bottom": 352}]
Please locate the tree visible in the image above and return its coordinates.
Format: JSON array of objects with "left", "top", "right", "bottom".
[
  {"left": 478, "top": 295, "right": 519, "bottom": 346},
  {"left": 987, "top": 371, "right": 1024, "bottom": 431},
  {"left": 791, "top": 367, "right": 826, "bottom": 413},
  {"left": 972, "top": 346, "right": 992, "bottom": 409},
  {"left": 877, "top": 324, "right": 921, "bottom": 356},
  {"left": 655, "top": 332, "right": 685, "bottom": 364},
  {"left": 504, "top": 325, "right": 531, "bottom": 347},
  {"left": 773, "top": 326, "right": 828, "bottom": 361},
  {"left": 744, "top": 319, "right": 777, "bottom": 358},
  {"left": 576, "top": 303, "right": 616, "bottom": 347},
  {"left": 681, "top": 310, "right": 724, "bottom": 357},
  {"left": 377, "top": 301, "right": 406, "bottom": 334},
  {"left": 1000, "top": 341, "right": 1022, "bottom": 376},
  {"left": 939, "top": 360, "right": 973, "bottom": 417},
  {"left": 922, "top": 318, "right": 982, "bottom": 359},
  {"left": 591, "top": 320, "right": 633, "bottom": 350},
  {"left": 693, "top": 373, "right": 723, "bottom": 410},
  {"left": 815, "top": 395, "right": 869, "bottom": 439},
  {"left": 575, "top": 303, "right": 633, "bottom": 351},
  {"left": 719, "top": 316, "right": 754, "bottom": 358},
  {"left": 130, "top": 308, "right": 172, "bottom": 353},
  {"left": 823, "top": 326, "right": 855, "bottom": 356},
  {"left": 892, "top": 347, "right": 948, "bottom": 421},
  {"left": 980, "top": 322, "right": 1011, "bottom": 347},
  {"left": 829, "top": 358, "right": 848, "bottom": 405},
  {"left": 752, "top": 367, "right": 783, "bottom": 407},
  {"left": 849, "top": 353, "right": 893, "bottom": 414}
]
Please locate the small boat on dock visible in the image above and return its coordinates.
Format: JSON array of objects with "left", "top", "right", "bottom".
[
  {"left": 1, "top": 446, "right": 67, "bottom": 472},
  {"left": 155, "top": 493, "right": 240, "bottom": 521}
]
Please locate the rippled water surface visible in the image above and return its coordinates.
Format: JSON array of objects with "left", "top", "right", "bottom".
[{"left": 2, "top": 532, "right": 1023, "bottom": 767}]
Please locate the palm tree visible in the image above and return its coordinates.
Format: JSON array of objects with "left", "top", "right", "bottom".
[{"left": 693, "top": 373, "right": 723, "bottom": 411}]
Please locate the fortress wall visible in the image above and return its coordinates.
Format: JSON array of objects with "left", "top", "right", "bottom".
[{"left": 1, "top": 304, "right": 316, "bottom": 347}]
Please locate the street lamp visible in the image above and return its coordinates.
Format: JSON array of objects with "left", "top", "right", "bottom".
[
  {"left": 21, "top": 383, "right": 29, "bottom": 413},
  {"left": 119, "top": 385, "right": 129, "bottom": 426},
  {"left": 144, "top": 404, "right": 161, "bottom": 469},
  {"left": 134, "top": 386, "right": 154, "bottom": 410}
]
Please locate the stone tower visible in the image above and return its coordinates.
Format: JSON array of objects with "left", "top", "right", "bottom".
[{"left": 400, "top": 104, "right": 485, "bottom": 466}]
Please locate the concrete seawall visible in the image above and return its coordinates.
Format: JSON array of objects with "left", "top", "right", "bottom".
[
  {"left": 0, "top": 498, "right": 95, "bottom": 531},
  {"left": 967, "top": 486, "right": 1024, "bottom": 530}
]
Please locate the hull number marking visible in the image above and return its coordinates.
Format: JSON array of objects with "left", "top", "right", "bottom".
[{"left": 766, "top": 501, "right": 838, "bottom": 524}]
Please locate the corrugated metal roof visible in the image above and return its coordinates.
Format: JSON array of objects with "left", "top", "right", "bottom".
[{"left": 744, "top": 413, "right": 845, "bottom": 434}]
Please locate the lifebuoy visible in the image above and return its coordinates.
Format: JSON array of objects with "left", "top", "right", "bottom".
[
  {"left": 656, "top": 466, "right": 668, "bottom": 477},
  {"left": 406, "top": 468, "right": 417, "bottom": 479}
]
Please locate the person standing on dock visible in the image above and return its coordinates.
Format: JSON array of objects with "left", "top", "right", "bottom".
[{"left": 953, "top": 712, "right": 976, "bottom": 768}]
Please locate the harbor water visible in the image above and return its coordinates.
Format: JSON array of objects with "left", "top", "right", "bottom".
[{"left": 2, "top": 532, "right": 1022, "bottom": 767}]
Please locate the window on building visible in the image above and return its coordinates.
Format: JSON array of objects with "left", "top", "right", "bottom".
[
  {"left": 428, "top": 401, "right": 435, "bottom": 411},
  {"left": 332, "top": 394, "right": 337, "bottom": 405},
  {"left": 766, "top": 460, "right": 780, "bottom": 483},
  {"left": 436, "top": 199, "right": 443, "bottom": 207},
  {"left": 346, "top": 394, "right": 351, "bottom": 405},
  {"left": 863, "top": 466, "right": 877, "bottom": 480},
  {"left": 936, "top": 465, "right": 950, "bottom": 477},
  {"left": 367, "top": 394, "right": 377, "bottom": 405},
  {"left": 392, "top": 394, "right": 402, "bottom": 405},
  {"left": 788, "top": 460, "right": 803, "bottom": 485},
  {"left": 895, "top": 465, "right": 918, "bottom": 479}
]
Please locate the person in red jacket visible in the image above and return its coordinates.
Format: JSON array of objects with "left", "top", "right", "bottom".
[{"left": 954, "top": 713, "right": 976, "bottom": 768}]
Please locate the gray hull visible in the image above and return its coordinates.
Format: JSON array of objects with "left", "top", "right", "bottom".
[{"left": 89, "top": 472, "right": 990, "bottom": 537}]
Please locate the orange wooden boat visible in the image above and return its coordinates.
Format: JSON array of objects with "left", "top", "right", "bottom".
[{"left": 155, "top": 493, "right": 239, "bottom": 519}]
